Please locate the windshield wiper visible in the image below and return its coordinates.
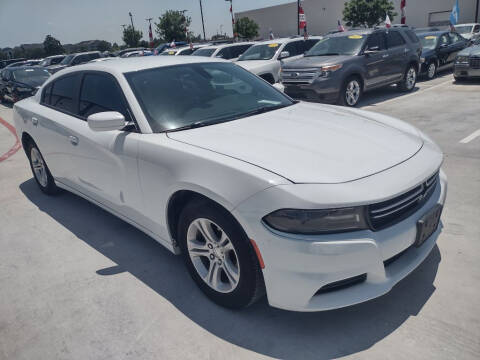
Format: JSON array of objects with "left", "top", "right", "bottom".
[
  {"left": 165, "top": 121, "right": 213, "bottom": 133},
  {"left": 229, "top": 103, "right": 292, "bottom": 120}
]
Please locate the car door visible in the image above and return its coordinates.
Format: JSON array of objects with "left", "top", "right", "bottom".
[
  {"left": 58, "top": 71, "right": 144, "bottom": 220},
  {"left": 385, "top": 30, "right": 408, "bottom": 82},
  {"left": 437, "top": 33, "right": 452, "bottom": 67},
  {"left": 363, "top": 32, "right": 389, "bottom": 88},
  {"left": 447, "top": 32, "right": 467, "bottom": 65}
]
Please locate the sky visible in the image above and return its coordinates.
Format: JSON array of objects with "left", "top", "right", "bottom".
[{"left": 0, "top": 0, "right": 293, "bottom": 48}]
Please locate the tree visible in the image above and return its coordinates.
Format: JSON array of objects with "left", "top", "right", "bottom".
[
  {"left": 343, "top": 0, "right": 397, "bottom": 28},
  {"left": 97, "top": 40, "right": 112, "bottom": 52},
  {"left": 234, "top": 17, "right": 259, "bottom": 40},
  {"left": 155, "top": 10, "right": 192, "bottom": 42},
  {"left": 122, "top": 25, "right": 143, "bottom": 47},
  {"left": 43, "top": 35, "right": 64, "bottom": 56},
  {"left": 25, "top": 47, "right": 45, "bottom": 59}
]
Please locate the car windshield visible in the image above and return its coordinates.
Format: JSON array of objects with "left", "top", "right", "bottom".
[
  {"left": 238, "top": 43, "right": 280, "bottom": 61},
  {"left": 125, "top": 62, "right": 293, "bottom": 132},
  {"left": 420, "top": 35, "right": 438, "bottom": 50},
  {"left": 12, "top": 68, "right": 50, "bottom": 87},
  {"left": 60, "top": 54, "right": 74, "bottom": 65},
  {"left": 192, "top": 48, "right": 216, "bottom": 57},
  {"left": 306, "top": 35, "right": 366, "bottom": 56},
  {"left": 455, "top": 26, "right": 473, "bottom": 34}
]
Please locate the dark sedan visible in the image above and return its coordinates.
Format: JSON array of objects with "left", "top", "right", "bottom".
[
  {"left": 418, "top": 31, "right": 469, "bottom": 79},
  {"left": 0, "top": 66, "right": 50, "bottom": 103},
  {"left": 454, "top": 44, "right": 480, "bottom": 80}
]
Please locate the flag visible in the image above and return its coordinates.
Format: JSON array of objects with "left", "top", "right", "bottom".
[
  {"left": 298, "top": 3, "right": 306, "bottom": 30},
  {"left": 148, "top": 23, "right": 154, "bottom": 48},
  {"left": 450, "top": 0, "right": 459, "bottom": 26},
  {"left": 400, "top": 0, "right": 406, "bottom": 24},
  {"left": 337, "top": 20, "right": 345, "bottom": 32},
  {"left": 385, "top": 14, "right": 391, "bottom": 28},
  {"left": 170, "top": 40, "right": 176, "bottom": 48}
]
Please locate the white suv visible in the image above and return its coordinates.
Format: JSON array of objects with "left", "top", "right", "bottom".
[
  {"left": 236, "top": 36, "right": 322, "bottom": 84},
  {"left": 191, "top": 42, "right": 253, "bottom": 61}
]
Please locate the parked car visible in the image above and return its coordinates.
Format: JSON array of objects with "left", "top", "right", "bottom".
[
  {"left": 0, "top": 58, "right": 27, "bottom": 69},
  {"left": 6, "top": 59, "right": 43, "bottom": 68},
  {"left": 454, "top": 23, "right": 480, "bottom": 42},
  {"left": 154, "top": 42, "right": 187, "bottom": 54},
  {"left": 160, "top": 44, "right": 210, "bottom": 56},
  {"left": 114, "top": 48, "right": 148, "bottom": 57},
  {"left": 121, "top": 50, "right": 153, "bottom": 57},
  {"left": 39, "top": 55, "right": 66, "bottom": 67},
  {"left": 281, "top": 28, "right": 421, "bottom": 106},
  {"left": 46, "top": 51, "right": 101, "bottom": 74},
  {"left": 191, "top": 42, "right": 254, "bottom": 61},
  {"left": 13, "top": 56, "right": 447, "bottom": 311},
  {"left": 236, "top": 37, "right": 322, "bottom": 84},
  {"left": 0, "top": 66, "right": 50, "bottom": 103},
  {"left": 453, "top": 44, "right": 480, "bottom": 80},
  {"left": 418, "top": 31, "right": 469, "bottom": 79}
]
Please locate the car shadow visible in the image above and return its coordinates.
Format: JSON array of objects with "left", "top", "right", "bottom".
[{"left": 19, "top": 178, "right": 441, "bottom": 360}]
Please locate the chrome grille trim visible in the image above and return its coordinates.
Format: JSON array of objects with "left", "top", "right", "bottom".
[{"left": 370, "top": 186, "right": 424, "bottom": 215}]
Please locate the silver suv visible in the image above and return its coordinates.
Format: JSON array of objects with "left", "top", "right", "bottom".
[{"left": 281, "top": 28, "right": 421, "bottom": 106}]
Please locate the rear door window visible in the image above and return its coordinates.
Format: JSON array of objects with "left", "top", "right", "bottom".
[
  {"left": 79, "top": 73, "right": 130, "bottom": 120},
  {"left": 386, "top": 31, "right": 406, "bottom": 48},
  {"left": 48, "top": 74, "right": 81, "bottom": 114}
]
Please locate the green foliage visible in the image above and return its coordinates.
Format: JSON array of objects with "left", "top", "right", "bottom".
[
  {"left": 343, "top": 0, "right": 397, "bottom": 28},
  {"left": 155, "top": 10, "right": 192, "bottom": 42},
  {"left": 122, "top": 25, "right": 143, "bottom": 47},
  {"left": 43, "top": 35, "right": 64, "bottom": 56},
  {"left": 234, "top": 17, "right": 259, "bottom": 40},
  {"left": 25, "top": 47, "right": 45, "bottom": 59},
  {"left": 96, "top": 40, "right": 112, "bottom": 52}
]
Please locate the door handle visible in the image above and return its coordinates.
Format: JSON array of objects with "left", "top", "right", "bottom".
[
  {"left": 68, "top": 135, "right": 79, "bottom": 146},
  {"left": 31, "top": 117, "right": 38, "bottom": 126}
]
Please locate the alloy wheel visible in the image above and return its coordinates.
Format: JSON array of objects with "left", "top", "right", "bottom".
[
  {"left": 345, "top": 80, "right": 360, "bottom": 106},
  {"left": 427, "top": 63, "right": 436, "bottom": 79},
  {"left": 406, "top": 67, "right": 417, "bottom": 89},
  {"left": 30, "top": 147, "right": 48, "bottom": 187},
  {"left": 186, "top": 218, "right": 240, "bottom": 293}
]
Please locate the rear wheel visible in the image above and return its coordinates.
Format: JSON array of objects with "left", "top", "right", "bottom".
[
  {"left": 27, "top": 141, "right": 58, "bottom": 195},
  {"left": 398, "top": 65, "right": 417, "bottom": 92},
  {"left": 178, "top": 199, "right": 265, "bottom": 309},
  {"left": 338, "top": 76, "right": 362, "bottom": 107}
]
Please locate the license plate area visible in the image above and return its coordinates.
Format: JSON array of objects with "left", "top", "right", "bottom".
[{"left": 415, "top": 204, "right": 443, "bottom": 247}]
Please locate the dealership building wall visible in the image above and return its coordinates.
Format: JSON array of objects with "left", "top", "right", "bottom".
[{"left": 236, "top": 0, "right": 480, "bottom": 39}]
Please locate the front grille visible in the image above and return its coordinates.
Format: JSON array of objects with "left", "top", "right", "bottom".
[
  {"left": 470, "top": 57, "right": 480, "bottom": 69},
  {"left": 281, "top": 68, "right": 319, "bottom": 84},
  {"left": 368, "top": 172, "right": 439, "bottom": 230},
  {"left": 315, "top": 274, "right": 367, "bottom": 295}
]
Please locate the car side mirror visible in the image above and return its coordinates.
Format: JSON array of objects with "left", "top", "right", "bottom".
[
  {"left": 87, "top": 111, "right": 126, "bottom": 132},
  {"left": 279, "top": 51, "right": 290, "bottom": 59}
]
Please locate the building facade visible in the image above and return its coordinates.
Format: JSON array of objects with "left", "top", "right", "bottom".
[{"left": 236, "top": 0, "right": 480, "bottom": 39}]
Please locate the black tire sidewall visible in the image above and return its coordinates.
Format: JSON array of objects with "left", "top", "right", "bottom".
[{"left": 178, "top": 200, "right": 262, "bottom": 309}]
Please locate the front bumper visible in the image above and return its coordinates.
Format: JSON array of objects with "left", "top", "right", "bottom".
[
  {"left": 283, "top": 75, "right": 341, "bottom": 104},
  {"left": 234, "top": 169, "right": 447, "bottom": 312},
  {"left": 454, "top": 63, "right": 480, "bottom": 78}
]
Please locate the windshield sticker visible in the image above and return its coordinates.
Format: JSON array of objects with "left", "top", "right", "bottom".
[
  {"left": 348, "top": 35, "right": 363, "bottom": 39},
  {"left": 424, "top": 36, "right": 437, "bottom": 39},
  {"left": 168, "top": 51, "right": 175, "bottom": 54},
  {"left": 25, "top": 69, "right": 34, "bottom": 72},
  {"left": 268, "top": 43, "right": 279, "bottom": 48}
]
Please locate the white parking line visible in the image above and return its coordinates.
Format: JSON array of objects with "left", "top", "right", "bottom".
[
  {"left": 364, "top": 79, "right": 452, "bottom": 108},
  {"left": 459, "top": 129, "right": 480, "bottom": 144}
]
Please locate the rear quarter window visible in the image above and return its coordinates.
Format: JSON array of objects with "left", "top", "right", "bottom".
[{"left": 46, "top": 74, "right": 81, "bottom": 114}]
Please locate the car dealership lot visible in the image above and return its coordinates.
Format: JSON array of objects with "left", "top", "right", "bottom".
[{"left": 0, "top": 74, "right": 479, "bottom": 359}]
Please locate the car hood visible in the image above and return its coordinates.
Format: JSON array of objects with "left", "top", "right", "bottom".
[
  {"left": 283, "top": 55, "right": 354, "bottom": 68},
  {"left": 167, "top": 103, "right": 424, "bottom": 184},
  {"left": 458, "top": 44, "right": 480, "bottom": 56},
  {"left": 236, "top": 60, "right": 275, "bottom": 71}
]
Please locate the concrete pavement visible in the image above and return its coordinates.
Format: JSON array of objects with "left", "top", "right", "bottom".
[{"left": 0, "top": 74, "right": 479, "bottom": 360}]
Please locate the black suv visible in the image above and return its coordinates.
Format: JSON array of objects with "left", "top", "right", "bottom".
[{"left": 281, "top": 28, "right": 421, "bottom": 106}]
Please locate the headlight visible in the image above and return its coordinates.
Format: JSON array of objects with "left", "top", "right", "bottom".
[
  {"left": 319, "top": 64, "right": 342, "bottom": 77},
  {"left": 456, "top": 56, "right": 469, "bottom": 64},
  {"left": 262, "top": 207, "right": 368, "bottom": 234},
  {"left": 15, "top": 86, "right": 33, "bottom": 92},
  {"left": 420, "top": 57, "right": 426, "bottom": 63}
]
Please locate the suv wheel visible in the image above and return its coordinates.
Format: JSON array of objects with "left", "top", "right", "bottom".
[
  {"left": 398, "top": 65, "right": 417, "bottom": 92},
  {"left": 339, "top": 77, "right": 362, "bottom": 107},
  {"left": 178, "top": 199, "right": 265, "bottom": 309},
  {"left": 426, "top": 62, "right": 437, "bottom": 80}
]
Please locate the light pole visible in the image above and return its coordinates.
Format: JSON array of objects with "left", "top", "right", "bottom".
[
  {"left": 297, "top": 0, "right": 300, "bottom": 35},
  {"left": 199, "top": 0, "right": 206, "bottom": 41},
  {"left": 476, "top": 0, "right": 479, "bottom": 23}
]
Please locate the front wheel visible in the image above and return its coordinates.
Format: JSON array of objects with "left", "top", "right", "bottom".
[
  {"left": 338, "top": 77, "right": 362, "bottom": 107},
  {"left": 426, "top": 62, "right": 437, "bottom": 80},
  {"left": 398, "top": 65, "right": 417, "bottom": 92},
  {"left": 178, "top": 199, "right": 265, "bottom": 309}
]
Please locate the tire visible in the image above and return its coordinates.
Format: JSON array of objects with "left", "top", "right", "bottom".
[
  {"left": 338, "top": 76, "right": 362, "bottom": 107},
  {"left": 398, "top": 65, "right": 417, "bottom": 92},
  {"left": 26, "top": 141, "right": 59, "bottom": 195},
  {"left": 178, "top": 199, "right": 265, "bottom": 309},
  {"left": 426, "top": 61, "right": 437, "bottom": 80}
]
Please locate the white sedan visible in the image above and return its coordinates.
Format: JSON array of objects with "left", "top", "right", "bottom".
[{"left": 13, "top": 56, "right": 447, "bottom": 311}]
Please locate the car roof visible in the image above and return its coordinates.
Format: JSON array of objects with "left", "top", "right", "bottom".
[
  {"left": 49, "top": 55, "right": 229, "bottom": 75},
  {"left": 198, "top": 42, "right": 253, "bottom": 50},
  {"left": 416, "top": 31, "right": 449, "bottom": 36},
  {"left": 327, "top": 29, "right": 374, "bottom": 38},
  {"left": 253, "top": 36, "right": 322, "bottom": 45}
]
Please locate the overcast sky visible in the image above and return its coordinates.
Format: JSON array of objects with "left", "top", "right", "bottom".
[{"left": 0, "top": 0, "right": 293, "bottom": 48}]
